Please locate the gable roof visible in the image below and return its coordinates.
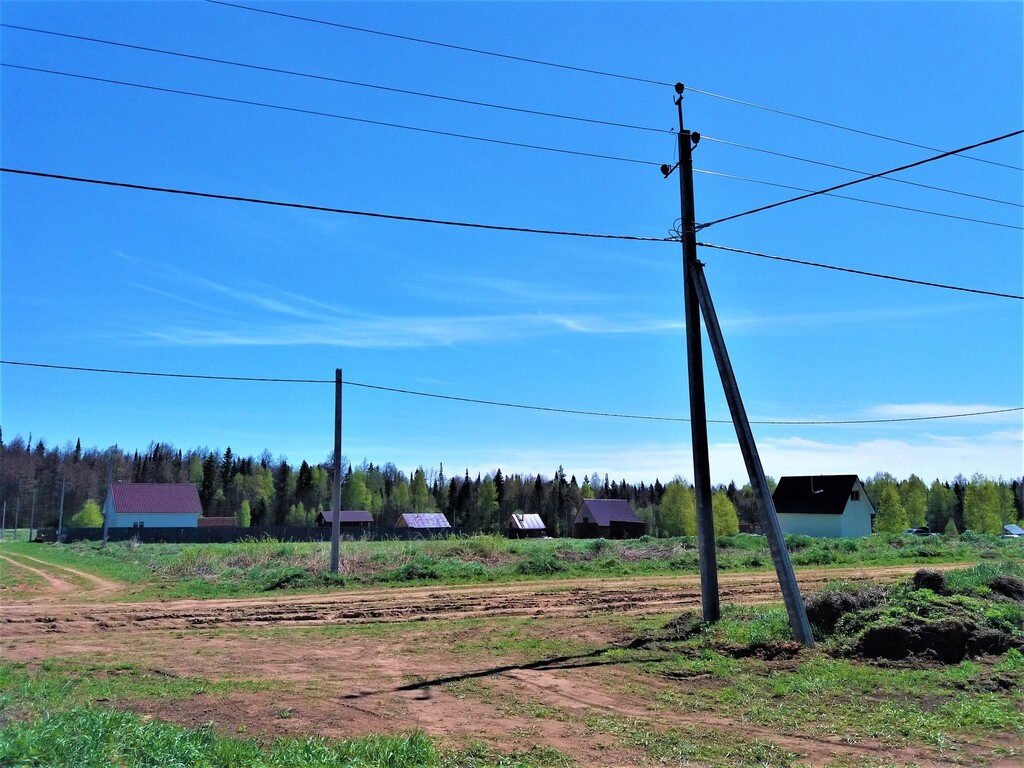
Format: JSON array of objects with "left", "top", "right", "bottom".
[
  {"left": 320, "top": 510, "right": 374, "bottom": 524},
  {"left": 396, "top": 513, "right": 451, "bottom": 529},
  {"left": 575, "top": 499, "right": 640, "bottom": 526},
  {"left": 110, "top": 483, "right": 202, "bottom": 515},
  {"left": 772, "top": 475, "right": 866, "bottom": 516},
  {"left": 507, "top": 513, "right": 545, "bottom": 530}
]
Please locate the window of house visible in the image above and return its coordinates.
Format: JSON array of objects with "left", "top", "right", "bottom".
[
  {"left": 133, "top": 521, "right": 145, "bottom": 529},
  {"left": 850, "top": 491, "right": 860, "bottom": 501}
]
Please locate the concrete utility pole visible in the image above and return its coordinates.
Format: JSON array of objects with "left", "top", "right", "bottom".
[
  {"left": 330, "top": 368, "right": 343, "bottom": 573},
  {"left": 670, "top": 83, "right": 719, "bottom": 623},
  {"left": 29, "top": 488, "right": 37, "bottom": 542},
  {"left": 1, "top": 500, "right": 6, "bottom": 541},
  {"left": 666, "top": 83, "right": 813, "bottom": 646},
  {"left": 103, "top": 453, "right": 113, "bottom": 545},
  {"left": 57, "top": 478, "right": 66, "bottom": 542}
]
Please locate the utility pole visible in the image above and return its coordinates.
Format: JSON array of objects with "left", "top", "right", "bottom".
[
  {"left": 29, "top": 488, "right": 37, "bottom": 542},
  {"left": 667, "top": 83, "right": 719, "bottom": 623},
  {"left": 57, "top": 478, "right": 66, "bottom": 542},
  {"left": 1, "top": 500, "right": 6, "bottom": 541},
  {"left": 330, "top": 368, "right": 343, "bottom": 573},
  {"left": 665, "top": 82, "right": 813, "bottom": 646},
  {"left": 103, "top": 452, "right": 113, "bottom": 545}
]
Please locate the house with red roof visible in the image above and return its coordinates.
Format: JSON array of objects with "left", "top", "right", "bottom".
[{"left": 102, "top": 482, "right": 203, "bottom": 528}]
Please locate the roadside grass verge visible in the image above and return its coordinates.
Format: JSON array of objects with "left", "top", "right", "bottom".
[
  {"left": 0, "top": 661, "right": 574, "bottom": 768},
  {"left": 7, "top": 532, "right": 1019, "bottom": 599}
]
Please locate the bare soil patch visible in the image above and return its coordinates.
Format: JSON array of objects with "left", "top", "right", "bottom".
[{"left": 2, "top": 560, "right": 1012, "bottom": 767}]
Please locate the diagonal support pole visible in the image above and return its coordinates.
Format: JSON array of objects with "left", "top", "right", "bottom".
[{"left": 688, "top": 260, "right": 815, "bottom": 646}]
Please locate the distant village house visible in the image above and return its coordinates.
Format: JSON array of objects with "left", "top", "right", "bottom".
[
  {"left": 102, "top": 482, "right": 203, "bottom": 528},
  {"left": 573, "top": 499, "right": 646, "bottom": 539},
  {"left": 505, "top": 512, "right": 546, "bottom": 539},
  {"left": 772, "top": 474, "right": 874, "bottom": 538}
]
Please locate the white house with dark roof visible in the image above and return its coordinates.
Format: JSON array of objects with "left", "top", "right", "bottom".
[
  {"left": 772, "top": 475, "right": 874, "bottom": 538},
  {"left": 102, "top": 483, "right": 203, "bottom": 528}
]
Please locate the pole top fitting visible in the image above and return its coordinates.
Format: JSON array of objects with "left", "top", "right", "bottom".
[{"left": 675, "top": 82, "right": 685, "bottom": 94}]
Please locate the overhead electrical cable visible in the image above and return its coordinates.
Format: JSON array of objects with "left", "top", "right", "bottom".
[
  {"left": 4, "top": 361, "right": 1020, "bottom": 425},
  {"left": 204, "top": 0, "right": 674, "bottom": 88},
  {"left": 695, "top": 242, "right": 1024, "bottom": 300},
  {"left": 4, "top": 167, "right": 1018, "bottom": 299},
  {"left": 0, "top": 23, "right": 673, "bottom": 136},
  {"left": 694, "top": 169, "right": 1021, "bottom": 230},
  {"left": 701, "top": 135, "right": 1023, "bottom": 208},
  {"left": 698, "top": 130, "right": 1024, "bottom": 230},
  {"left": 688, "top": 88, "right": 1023, "bottom": 172},
  {"left": 3, "top": 64, "right": 661, "bottom": 168},
  {"left": 206, "top": 0, "right": 1024, "bottom": 172},
  {"left": 0, "top": 167, "right": 670, "bottom": 242}
]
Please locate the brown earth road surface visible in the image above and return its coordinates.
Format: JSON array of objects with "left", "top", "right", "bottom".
[
  {"left": 2, "top": 563, "right": 967, "bottom": 638},
  {"left": 3, "top": 560, "right": 1015, "bottom": 768}
]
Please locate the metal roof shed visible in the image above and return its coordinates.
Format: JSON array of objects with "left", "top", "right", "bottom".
[
  {"left": 395, "top": 513, "right": 451, "bottom": 530},
  {"left": 505, "top": 513, "right": 546, "bottom": 538}
]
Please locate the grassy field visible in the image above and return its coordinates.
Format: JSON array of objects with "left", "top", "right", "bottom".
[
  {"left": 2, "top": 530, "right": 1019, "bottom": 599},
  {"left": 2, "top": 535, "right": 1022, "bottom": 766}
]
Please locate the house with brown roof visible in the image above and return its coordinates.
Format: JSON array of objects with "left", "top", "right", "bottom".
[
  {"left": 573, "top": 499, "right": 646, "bottom": 539},
  {"left": 102, "top": 483, "right": 203, "bottom": 528}
]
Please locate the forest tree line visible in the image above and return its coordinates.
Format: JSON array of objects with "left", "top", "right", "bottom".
[{"left": 1, "top": 431, "right": 1021, "bottom": 537}]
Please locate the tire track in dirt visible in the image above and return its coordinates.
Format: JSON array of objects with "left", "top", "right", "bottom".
[
  {"left": 0, "top": 553, "right": 76, "bottom": 594},
  {"left": 1, "top": 563, "right": 967, "bottom": 637}
]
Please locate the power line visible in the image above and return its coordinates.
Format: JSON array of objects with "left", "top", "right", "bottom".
[
  {"left": 4, "top": 64, "right": 661, "bottom": 168},
  {"left": 206, "top": 0, "right": 1023, "bottom": 172},
  {"left": 4, "top": 360, "right": 1020, "bottom": 426},
  {"left": 688, "top": 88, "right": 1024, "bottom": 173},
  {"left": 6, "top": 167, "right": 1018, "bottom": 298},
  {"left": 698, "top": 130, "right": 1024, "bottom": 230},
  {"left": 0, "top": 167, "right": 670, "bottom": 242},
  {"left": 1, "top": 23, "right": 673, "bottom": 136},
  {"left": 204, "top": 0, "right": 674, "bottom": 88},
  {"left": 694, "top": 169, "right": 1021, "bottom": 230},
  {"left": 13, "top": 61, "right": 1011, "bottom": 230},
  {"left": 701, "top": 135, "right": 1023, "bottom": 208},
  {"left": 696, "top": 242, "right": 1024, "bottom": 300}
]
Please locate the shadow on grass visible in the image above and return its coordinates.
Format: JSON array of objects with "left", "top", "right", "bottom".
[{"left": 340, "top": 642, "right": 659, "bottom": 701}]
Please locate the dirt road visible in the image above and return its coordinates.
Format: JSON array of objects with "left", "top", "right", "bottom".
[{"left": 2, "top": 563, "right": 958, "bottom": 638}]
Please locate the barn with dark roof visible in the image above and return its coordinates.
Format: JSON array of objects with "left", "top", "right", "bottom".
[
  {"left": 573, "top": 499, "right": 646, "bottom": 539},
  {"left": 103, "top": 483, "right": 203, "bottom": 528},
  {"left": 772, "top": 474, "right": 874, "bottom": 538}
]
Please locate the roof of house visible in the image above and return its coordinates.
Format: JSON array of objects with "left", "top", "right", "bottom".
[
  {"left": 1004, "top": 523, "right": 1024, "bottom": 536},
  {"left": 110, "top": 483, "right": 202, "bottom": 515},
  {"left": 507, "top": 513, "right": 546, "bottom": 530},
  {"left": 772, "top": 475, "right": 867, "bottom": 516},
  {"left": 197, "top": 516, "right": 237, "bottom": 528},
  {"left": 575, "top": 499, "right": 641, "bottom": 526},
  {"left": 396, "top": 513, "right": 451, "bottom": 529},
  {"left": 320, "top": 510, "right": 374, "bottom": 524}
]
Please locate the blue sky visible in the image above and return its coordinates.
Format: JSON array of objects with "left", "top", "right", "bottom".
[{"left": 2, "top": 1, "right": 1021, "bottom": 485}]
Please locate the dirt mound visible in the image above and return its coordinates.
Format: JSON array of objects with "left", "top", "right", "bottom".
[
  {"left": 804, "top": 586, "right": 887, "bottom": 636},
  {"left": 812, "top": 568, "right": 1024, "bottom": 663},
  {"left": 853, "top": 618, "right": 1020, "bottom": 663},
  {"left": 989, "top": 574, "right": 1024, "bottom": 601}
]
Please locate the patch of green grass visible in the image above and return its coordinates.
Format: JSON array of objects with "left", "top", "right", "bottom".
[
  {"left": 0, "top": 705, "right": 439, "bottom": 768},
  {"left": 585, "top": 714, "right": 801, "bottom": 767}
]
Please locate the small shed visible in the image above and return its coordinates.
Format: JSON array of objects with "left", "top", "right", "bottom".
[
  {"left": 197, "top": 516, "right": 237, "bottom": 528},
  {"left": 396, "top": 513, "right": 451, "bottom": 532},
  {"left": 772, "top": 475, "right": 874, "bottom": 538},
  {"left": 505, "top": 513, "right": 546, "bottom": 539},
  {"left": 573, "top": 499, "right": 646, "bottom": 539},
  {"left": 319, "top": 510, "right": 374, "bottom": 531}
]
